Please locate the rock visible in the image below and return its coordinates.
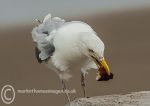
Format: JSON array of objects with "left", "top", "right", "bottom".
[{"left": 65, "top": 91, "right": 150, "bottom": 106}]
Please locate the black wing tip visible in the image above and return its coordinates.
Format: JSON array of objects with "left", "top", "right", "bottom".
[{"left": 35, "top": 47, "right": 43, "bottom": 63}]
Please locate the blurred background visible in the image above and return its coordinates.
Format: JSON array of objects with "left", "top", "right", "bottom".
[{"left": 0, "top": 0, "right": 150, "bottom": 106}]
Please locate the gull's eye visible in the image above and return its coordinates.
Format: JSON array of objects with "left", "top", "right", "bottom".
[{"left": 88, "top": 49, "right": 94, "bottom": 53}]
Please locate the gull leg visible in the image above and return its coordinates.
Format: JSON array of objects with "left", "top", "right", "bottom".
[
  {"left": 81, "top": 72, "right": 86, "bottom": 97},
  {"left": 61, "top": 79, "right": 71, "bottom": 102}
]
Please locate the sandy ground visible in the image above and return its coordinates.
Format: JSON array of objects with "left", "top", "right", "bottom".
[{"left": 0, "top": 8, "right": 150, "bottom": 106}]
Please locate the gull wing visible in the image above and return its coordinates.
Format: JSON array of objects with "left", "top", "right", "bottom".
[{"left": 31, "top": 14, "right": 65, "bottom": 63}]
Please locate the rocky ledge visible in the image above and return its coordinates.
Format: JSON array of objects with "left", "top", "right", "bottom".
[{"left": 65, "top": 91, "right": 150, "bottom": 106}]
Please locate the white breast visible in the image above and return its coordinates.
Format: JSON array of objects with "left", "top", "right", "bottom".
[{"left": 49, "top": 22, "right": 94, "bottom": 71}]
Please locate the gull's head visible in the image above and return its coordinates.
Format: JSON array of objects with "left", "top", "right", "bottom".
[
  {"left": 88, "top": 49, "right": 113, "bottom": 81},
  {"left": 80, "top": 32, "right": 113, "bottom": 81}
]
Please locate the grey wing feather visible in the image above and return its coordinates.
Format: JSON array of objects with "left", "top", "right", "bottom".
[
  {"left": 35, "top": 44, "right": 55, "bottom": 63},
  {"left": 32, "top": 27, "right": 55, "bottom": 63},
  {"left": 31, "top": 14, "right": 64, "bottom": 63}
]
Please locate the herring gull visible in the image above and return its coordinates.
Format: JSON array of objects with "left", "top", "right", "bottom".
[{"left": 31, "top": 14, "right": 113, "bottom": 102}]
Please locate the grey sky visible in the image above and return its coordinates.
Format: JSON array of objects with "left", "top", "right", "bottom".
[{"left": 0, "top": 0, "right": 150, "bottom": 25}]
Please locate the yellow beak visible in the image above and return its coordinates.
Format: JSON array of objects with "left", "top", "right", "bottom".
[
  {"left": 94, "top": 57, "right": 111, "bottom": 81},
  {"left": 99, "top": 57, "right": 110, "bottom": 75},
  {"left": 88, "top": 49, "right": 113, "bottom": 81}
]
